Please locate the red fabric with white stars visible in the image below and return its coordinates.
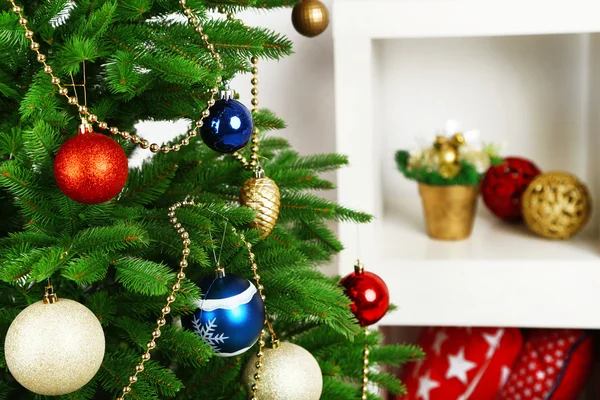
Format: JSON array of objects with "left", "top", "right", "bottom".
[
  {"left": 497, "top": 329, "right": 593, "bottom": 400},
  {"left": 397, "top": 327, "right": 522, "bottom": 400}
]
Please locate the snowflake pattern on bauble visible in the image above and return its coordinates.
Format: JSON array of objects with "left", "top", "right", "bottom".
[{"left": 191, "top": 315, "right": 229, "bottom": 352}]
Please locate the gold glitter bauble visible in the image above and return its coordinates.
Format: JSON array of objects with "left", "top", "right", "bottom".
[
  {"left": 522, "top": 172, "right": 591, "bottom": 239},
  {"left": 291, "top": 0, "right": 330, "bottom": 38},
  {"left": 5, "top": 298, "right": 105, "bottom": 395},
  {"left": 242, "top": 342, "right": 323, "bottom": 400},
  {"left": 240, "top": 173, "right": 281, "bottom": 239}
]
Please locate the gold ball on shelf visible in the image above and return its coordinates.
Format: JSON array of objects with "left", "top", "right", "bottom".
[
  {"left": 522, "top": 172, "right": 592, "bottom": 239},
  {"left": 242, "top": 342, "right": 322, "bottom": 400},
  {"left": 291, "top": 0, "right": 330, "bottom": 38}
]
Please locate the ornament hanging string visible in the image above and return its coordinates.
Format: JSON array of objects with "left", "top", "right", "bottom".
[
  {"left": 117, "top": 198, "right": 275, "bottom": 399},
  {"left": 7, "top": 0, "right": 225, "bottom": 154},
  {"left": 206, "top": 219, "right": 228, "bottom": 267},
  {"left": 65, "top": 62, "right": 87, "bottom": 112}
]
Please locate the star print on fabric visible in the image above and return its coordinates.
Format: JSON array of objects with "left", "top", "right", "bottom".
[
  {"left": 399, "top": 327, "right": 524, "bottom": 400},
  {"left": 417, "top": 371, "right": 440, "bottom": 400},
  {"left": 432, "top": 330, "right": 448, "bottom": 356},
  {"left": 412, "top": 358, "right": 425, "bottom": 378},
  {"left": 500, "top": 366, "right": 511, "bottom": 388},
  {"left": 483, "top": 329, "right": 504, "bottom": 359},
  {"left": 446, "top": 348, "right": 477, "bottom": 384},
  {"left": 497, "top": 329, "right": 592, "bottom": 400}
]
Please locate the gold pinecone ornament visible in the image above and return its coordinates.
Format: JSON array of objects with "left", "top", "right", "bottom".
[
  {"left": 522, "top": 172, "right": 592, "bottom": 239},
  {"left": 240, "top": 169, "right": 281, "bottom": 239}
]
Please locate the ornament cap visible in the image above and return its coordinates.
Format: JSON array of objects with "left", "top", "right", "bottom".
[
  {"left": 78, "top": 119, "right": 92, "bottom": 135},
  {"left": 354, "top": 261, "right": 365, "bottom": 274},
  {"left": 220, "top": 88, "right": 235, "bottom": 101},
  {"left": 43, "top": 285, "right": 58, "bottom": 304},
  {"left": 271, "top": 338, "right": 280, "bottom": 349},
  {"left": 215, "top": 265, "right": 226, "bottom": 278},
  {"left": 253, "top": 166, "right": 265, "bottom": 179}
]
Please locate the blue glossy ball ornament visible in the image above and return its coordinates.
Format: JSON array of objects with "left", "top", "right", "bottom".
[
  {"left": 200, "top": 96, "right": 253, "bottom": 153},
  {"left": 182, "top": 272, "right": 265, "bottom": 357}
]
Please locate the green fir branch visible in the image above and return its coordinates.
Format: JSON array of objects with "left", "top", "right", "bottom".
[
  {"left": 114, "top": 257, "right": 175, "bottom": 296},
  {"left": 0, "top": 1, "right": 420, "bottom": 397},
  {"left": 61, "top": 252, "right": 110, "bottom": 285},
  {"left": 71, "top": 223, "right": 150, "bottom": 253}
]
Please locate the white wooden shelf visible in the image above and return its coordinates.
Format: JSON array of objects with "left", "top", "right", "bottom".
[
  {"left": 333, "top": 0, "right": 600, "bottom": 39},
  {"left": 376, "top": 259, "right": 600, "bottom": 328},
  {"left": 333, "top": 0, "right": 600, "bottom": 330},
  {"left": 376, "top": 200, "right": 600, "bottom": 328},
  {"left": 382, "top": 199, "right": 598, "bottom": 261}
]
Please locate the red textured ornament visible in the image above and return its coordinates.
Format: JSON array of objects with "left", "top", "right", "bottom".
[
  {"left": 481, "top": 157, "right": 541, "bottom": 221},
  {"left": 340, "top": 263, "right": 390, "bottom": 326},
  {"left": 54, "top": 129, "right": 129, "bottom": 204}
]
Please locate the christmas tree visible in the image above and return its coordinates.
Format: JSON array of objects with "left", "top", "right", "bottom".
[{"left": 0, "top": 0, "right": 423, "bottom": 398}]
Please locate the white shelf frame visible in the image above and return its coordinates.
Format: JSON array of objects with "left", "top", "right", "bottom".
[{"left": 333, "top": 0, "right": 600, "bottom": 328}]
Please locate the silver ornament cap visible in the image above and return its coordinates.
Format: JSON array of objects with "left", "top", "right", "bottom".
[
  {"left": 242, "top": 341, "right": 323, "bottom": 399},
  {"left": 4, "top": 293, "right": 105, "bottom": 396}
]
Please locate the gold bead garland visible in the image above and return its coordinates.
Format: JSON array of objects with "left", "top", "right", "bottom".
[
  {"left": 361, "top": 328, "right": 370, "bottom": 400},
  {"left": 9, "top": 2, "right": 279, "bottom": 395},
  {"left": 117, "top": 198, "right": 274, "bottom": 399},
  {"left": 233, "top": 56, "right": 262, "bottom": 171},
  {"left": 230, "top": 55, "right": 282, "bottom": 239},
  {"left": 7, "top": 0, "right": 224, "bottom": 155},
  {"left": 115, "top": 198, "right": 196, "bottom": 400}
]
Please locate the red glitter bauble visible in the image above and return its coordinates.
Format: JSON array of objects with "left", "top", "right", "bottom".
[
  {"left": 481, "top": 157, "right": 541, "bottom": 221},
  {"left": 54, "top": 131, "right": 128, "bottom": 204},
  {"left": 340, "top": 268, "right": 390, "bottom": 327}
]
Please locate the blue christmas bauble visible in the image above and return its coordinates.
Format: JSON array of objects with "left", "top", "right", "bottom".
[
  {"left": 182, "top": 273, "right": 265, "bottom": 357},
  {"left": 200, "top": 98, "right": 253, "bottom": 153}
]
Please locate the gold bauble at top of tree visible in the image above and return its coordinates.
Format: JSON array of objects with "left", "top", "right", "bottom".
[
  {"left": 292, "top": 0, "right": 330, "bottom": 38},
  {"left": 522, "top": 172, "right": 591, "bottom": 239}
]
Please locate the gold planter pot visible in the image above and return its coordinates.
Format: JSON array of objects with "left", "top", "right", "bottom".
[{"left": 418, "top": 183, "right": 479, "bottom": 241}]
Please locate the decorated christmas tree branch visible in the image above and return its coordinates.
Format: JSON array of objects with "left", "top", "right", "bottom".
[{"left": 0, "top": 0, "right": 417, "bottom": 397}]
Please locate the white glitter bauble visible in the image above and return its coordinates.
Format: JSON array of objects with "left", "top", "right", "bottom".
[
  {"left": 242, "top": 342, "right": 323, "bottom": 400},
  {"left": 5, "top": 298, "right": 105, "bottom": 395}
]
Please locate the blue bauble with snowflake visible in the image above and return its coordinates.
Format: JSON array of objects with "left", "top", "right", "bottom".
[
  {"left": 182, "top": 272, "right": 265, "bottom": 357},
  {"left": 200, "top": 90, "right": 253, "bottom": 153}
]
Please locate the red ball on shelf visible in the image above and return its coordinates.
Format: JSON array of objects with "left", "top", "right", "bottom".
[
  {"left": 340, "top": 262, "right": 390, "bottom": 326},
  {"left": 54, "top": 127, "right": 128, "bottom": 204},
  {"left": 481, "top": 157, "right": 541, "bottom": 221}
]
